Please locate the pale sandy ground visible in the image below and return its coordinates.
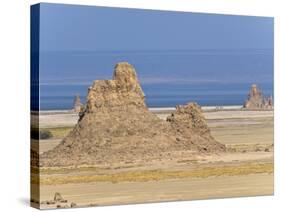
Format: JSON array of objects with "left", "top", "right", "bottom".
[
  {"left": 34, "top": 108, "right": 273, "bottom": 128},
  {"left": 33, "top": 112, "right": 79, "bottom": 128},
  {"left": 39, "top": 174, "right": 273, "bottom": 208},
  {"left": 31, "top": 108, "right": 274, "bottom": 208}
]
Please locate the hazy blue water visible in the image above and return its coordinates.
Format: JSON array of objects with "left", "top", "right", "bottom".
[
  {"left": 39, "top": 82, "right": 273, "bottom": 110},
  {"left": 38, "top": 49, "right": 273, "bottom": 110}
]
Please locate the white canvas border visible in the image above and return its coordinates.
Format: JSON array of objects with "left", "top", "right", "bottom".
[{"left": 0, "top": 0, "right": 279, "bottom": 211}]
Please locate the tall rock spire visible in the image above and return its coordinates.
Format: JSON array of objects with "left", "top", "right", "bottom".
[
  {"left": 40, "top": 62, "right": 225, "bottom": 167},
  {"left": 73, "top": 94, "right": 82, "bottom": 112},
  {"left": 243, "top": 84, "right": 273, "bottom": 109}
]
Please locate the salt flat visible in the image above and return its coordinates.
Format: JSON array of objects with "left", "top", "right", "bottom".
[{"left": 33, "top": 107, "right": 273, "bottom": 128}]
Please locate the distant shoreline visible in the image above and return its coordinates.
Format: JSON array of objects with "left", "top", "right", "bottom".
[
  {"left": 32, "top": 105, "right": 275, "bottom": 116},
  {"left": 33, "top": 105, "right": 247, "bottom": 115}
]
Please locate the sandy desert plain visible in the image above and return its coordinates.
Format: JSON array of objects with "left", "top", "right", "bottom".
[{"left": 31, "top": 106, "right": 274, "bottom": 209}]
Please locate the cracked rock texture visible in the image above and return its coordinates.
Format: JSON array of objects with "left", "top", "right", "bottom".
[{"left": 40, "top": 62, "right": 225, "bottom": 167}]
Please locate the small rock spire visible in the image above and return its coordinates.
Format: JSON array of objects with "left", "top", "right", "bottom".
[{"left": 73, "top": 94, "right": 82, "bottom": 112}]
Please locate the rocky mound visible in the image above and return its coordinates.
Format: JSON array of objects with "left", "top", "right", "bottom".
[
  {"left": 40, "top": 62, "right": 225, "bottom": 167},
  {"left": 243, "top": 84, "right": 273, "bottom": 109},
  {"left": 167, "top": 103, "right": 225, "bottom": 152}
]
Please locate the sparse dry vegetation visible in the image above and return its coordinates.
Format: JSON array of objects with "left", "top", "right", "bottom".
[
  {"left": 35, "top": 162, "right": 273, "bottom": 185},
  {"left": 45, "top": 127, "right": 73, "bottom": 139},
  {"left": 31, "top": 128, "right": 53, "bottom": 140}
]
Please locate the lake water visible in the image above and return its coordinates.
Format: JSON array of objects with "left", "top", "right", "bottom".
[
  {"left": 39, "top": 82, "right": 273, "bottom": 110},
  {"left": 37, "top": 49, "right": 273, "bottom": 110}
]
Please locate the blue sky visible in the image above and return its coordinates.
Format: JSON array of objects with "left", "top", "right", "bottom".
[{"left": 38, "top": 3, "right": 274, "bottom": 85}]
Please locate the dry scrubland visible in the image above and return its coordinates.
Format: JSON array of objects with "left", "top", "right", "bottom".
[{"left": 31, "top": 109, "right": 274, "bottom": 209}]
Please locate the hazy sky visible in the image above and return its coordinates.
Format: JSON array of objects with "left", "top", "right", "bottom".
[{"left": 37, "top": 3, "right": 274, "bottom": 85}]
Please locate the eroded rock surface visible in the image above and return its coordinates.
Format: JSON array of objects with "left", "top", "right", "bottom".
[
  {"left": 40, "top": 62, "right": 225, "bottom": 167},
  {"left": 243, "top": 84, "right": 273, "bottom": 109},
  {"left": 167, "top": 103, "right": 225, "bottom": 152}
]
